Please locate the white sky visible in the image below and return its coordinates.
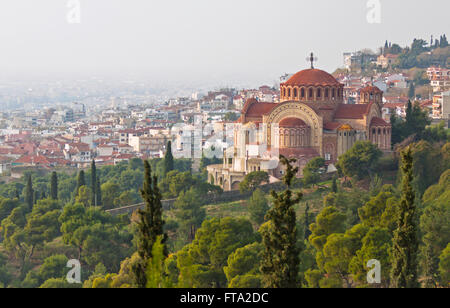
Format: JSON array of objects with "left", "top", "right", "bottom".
[{"left": 0, "top": 0, "right": 448, "bottom": 85}]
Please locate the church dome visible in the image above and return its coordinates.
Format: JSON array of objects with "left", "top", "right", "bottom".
[
  {"left": 284, "top": 69, "right": 341, "bottom": 87},
  {"left": 279, "top": 117, "right": 307, "bottom": 128}
]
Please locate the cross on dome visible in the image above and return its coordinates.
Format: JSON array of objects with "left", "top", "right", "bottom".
[{"left": 306, "top": 52, "right": 318, "bottom": 69}]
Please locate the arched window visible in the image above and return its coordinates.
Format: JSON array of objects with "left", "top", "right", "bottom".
[
  {"left": 301, "top": 88, "right": 305, "bottom": 98},
  {"left": 317, "top": 88, "right": 321, "bottom": 98},
  {"left": 325, "top": 88, "right": 329, "bottom": 98},
  {"left": 288, "top": 88, "right": 291, "bottom": 97},
  {"left": 294, "top": 88, "right": 298, "bottom": 98},
  {"left": 309, "top": 88, "right": 313, "bottom": 99},
  {"left": 332, "top": 88, "right": 336, "bottom": 98},
  {"left": 372, "top": 129, "right": 376, "bottom": 135},
  {"left": 378, "top": 128, "right": 381, "bottom": 135}
]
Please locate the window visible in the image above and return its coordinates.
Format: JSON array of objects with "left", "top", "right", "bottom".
[
  {"left": 332, "top": 88, "right": 335, "bottom": 98},
  {"left": 325, "top": 88, "right": 329, "bottom": 98},
  {"left": 309, "top": 88, "right": 313, "bottom": 98},
  {"left": 294, "top": 88, "right": 298, "bottom": 98},
  {"left": 325, "top": 153, "right": 331, "bottom": 161},
  {"left": 288, "top": 88, "right": 291, "bottom": 97},
  {"left": 317, "top": 88, "right": 321, "bottom": 98},
  {"left": 301, "top": 88, "right": 305, "bottom": 98}
]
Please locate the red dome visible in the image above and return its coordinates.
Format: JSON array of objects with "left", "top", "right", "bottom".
[
  {"left": 279, "top": 117, "right": 307, "bottom": 127},
  {"left": 283, "top": 69, "right": 341, "bottom": 86},
  {"left": 360, "top": 85, "right": 383, "bottom": 93}
]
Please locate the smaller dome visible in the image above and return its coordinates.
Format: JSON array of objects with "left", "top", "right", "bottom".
[
  {"left": 279, "top": 117, "right": 307, "bottom": 128},
  {"left": 360, "top": 85, "right": 382, "bottom": 93},
  {"left": 338, "top": 124, "right": 353, "bottom": 131}
]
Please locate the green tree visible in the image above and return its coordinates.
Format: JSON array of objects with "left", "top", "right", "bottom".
[
  {"left": 303, "top": 157, "right": 325, "bottom": 187},
  {"left": 309, "top": 206, "right": 346, "bottom": 251},
  {"left": 239, "top": 171, "right": 269, "bottom": 193},
  {"left": 224, "top": 242, "right": 263, "bottom": 288},
  {"left": 439, "top": 244, "right": 450, "bottom": 286},
  {"left": 420, "top": 170, "right": 450, "bottom": 287},
  {"left": 133, "top": 160, "right": 167, "bottom": 288},
  {"left": 75, "top": 186, "right": 92, "bottom": 207},
  {"left": 248, "top": 189, "right": 269, "bottom": 226},
  {"left": 337, "top": 141, "right": 382, "bottom": 180},
  {"left": 164, "top": 141, "right": 174, "bottom": 177},
  {"left": 24, "top": 175, "right": 34, "bottom": 210},
  {"left": 260, "top": 156, "right": 302, "bottom": 288},
  {"left": 177, "top": 217, "right": 255, "bottom": 288},
  {"left": 50, "top": 172, "right": 58, "bottom": 200},
  {"left": 76, "top": 170, "right": 86, "bottom": 197},
  {"left": 91, "top": 160, "right": 97, "bottom": 206},
  {"left": 101, "top": 182, "right": 121, "bottom": 210},
  {"left": 174, "top": 188, "right": 206, "bottom": 241},
  {"left": 331, "top": 177, "right": 338, "bottom": 193},
  {"left": 390, "top": 147, "right": 419, "bottom": 288}
]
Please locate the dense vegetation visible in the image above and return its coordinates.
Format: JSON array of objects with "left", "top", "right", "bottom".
[{"left": 0, "top": 118, "right": 449, "bottom": 288}]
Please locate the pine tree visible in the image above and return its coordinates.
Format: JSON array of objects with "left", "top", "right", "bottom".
[
  {"left": 390, "top": 147, "right": 419, "bottom": 288},
  {"left": 261, "top": 156, "right": 302, "bottom": 288},
  {"left": 50, "top": 172, "right": 58, "bottom": 200},
  {"left": 132, "top": 160, "right": 167, "bottom": 288},
  {"left": 91, "top": 160, "right": 97, "bottom": 206},
  {"left": 76, "top": 170, "right": 86, "bottom": 197},
  {"left": 25, "top": 175, "right": 34, "bottom": 210},
  {"left": 163, "top": 141, "right": 174, "bottom": 177},
  {"left": 96, "top": 178, "right": 102, "bottom": 207}
]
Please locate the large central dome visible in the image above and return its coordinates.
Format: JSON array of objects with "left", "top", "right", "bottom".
[
  {"left": 284, "top": 69, "right": 340, "bottom": 87},
  {"left": 280, "top": 67, "right": 344, "bottom": 102}
]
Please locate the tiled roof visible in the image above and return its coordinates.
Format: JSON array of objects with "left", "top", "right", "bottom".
[
  {"left": 370, "top": 117, "right": 390, "bottom": 127},
  {"left": 279, "top": 118, "right": 307, "bottom": 127},
  {"left": 334, "top": 104, "right": 371, "bottom": 119},
  {"left": 323, "top": 122, "right": 343, "bottom": 130}
]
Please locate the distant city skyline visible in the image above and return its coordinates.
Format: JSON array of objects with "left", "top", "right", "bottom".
[{"left": 0, "top": 0, "right": 448, "bottom": 87}]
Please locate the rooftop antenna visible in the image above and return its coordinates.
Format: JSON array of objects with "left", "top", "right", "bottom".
[{"left": 306, "top": 52, "right": 318, "bottom": 69}]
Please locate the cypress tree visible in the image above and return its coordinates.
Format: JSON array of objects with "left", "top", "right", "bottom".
[
  {"left": 96, "top": 178, "right": 102, "bottom": 207},
  {"left": 331, "top": 177, "right": 338, "bottom": 193},
  {"left": 408, "top": 83, "right": 415, "bottom": 100},
  {"left": 390, "top": 147, "right": 419, "bottom": 288},
  {"left": 261, "top": 156, "right": 302, "bottom": 288},
  {"left": 50, "top": 171, "right": 58, "bottom": 200},
  {"left": 91, "top": 160, "right": 97, "bottom": 206},
  {"left": 76, "top": 170, "right": 86, "bottom": 197},
  {"left": 132, "top": 160, "right": 167, "bottom": 288},
  {"left": 163, "top": 141, "right": 174, "bottom": 176},
  {"left": 25, "top": 175, "right": 34, "bottom": 210}
]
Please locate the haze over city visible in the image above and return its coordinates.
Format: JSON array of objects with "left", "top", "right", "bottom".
[{"left": 0, "top": 0, "right": 448, "bottom": 87}]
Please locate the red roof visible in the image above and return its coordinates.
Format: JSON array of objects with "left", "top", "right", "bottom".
[
  {"left": 242, "top": 99, "right": 277, "bottom": 118},
  {"left": 324, "top": 122, "right": 343, "bottom": 130},
  {"left": 370, "top": 117, "right": 390, "bottom": 127},
  {"left": 283, "top": 69, "right": 342, "bottom": 87},
  {"left": 360, "top": 85, "right": 383, "bottom": 93},
  {"left": 279, "top": 118, "right": 307, "bottom": 127},
  {"left": 334, "top": 104, "right": 371, "bottom": 119},
  {"left": 279, "top": 147, "right": 319, "bottom": 158}
]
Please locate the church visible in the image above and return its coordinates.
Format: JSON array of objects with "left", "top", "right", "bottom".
[{"left": 208, "top": 60, "right": 391, "bottom": 191}]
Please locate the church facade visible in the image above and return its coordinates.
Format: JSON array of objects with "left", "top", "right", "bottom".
[{"left": 208, "top": 65, "right": 391, "bottom": 191}]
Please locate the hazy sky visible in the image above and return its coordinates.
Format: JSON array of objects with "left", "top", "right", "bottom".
[{"left": 0, "top": 0, "right": 448, "bottom": 86}]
